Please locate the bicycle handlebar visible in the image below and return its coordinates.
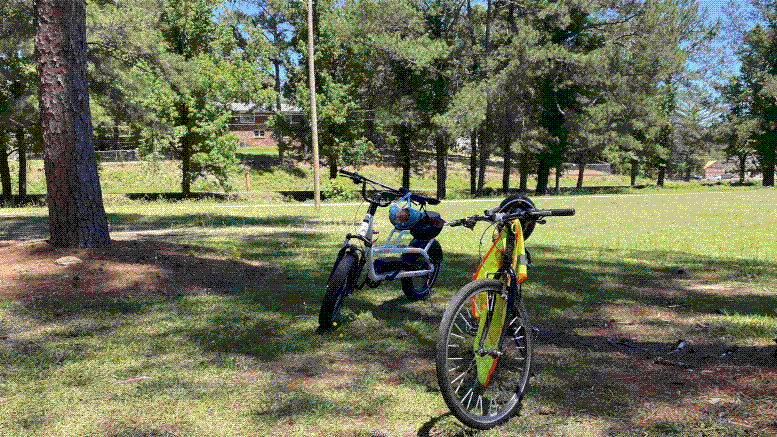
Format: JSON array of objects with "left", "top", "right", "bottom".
[
  {"left": 338, "top": 169, "right": 440, "bottom": 206},
  {"left": 447, "top": 208, "right": 575, "bottom": 228}
]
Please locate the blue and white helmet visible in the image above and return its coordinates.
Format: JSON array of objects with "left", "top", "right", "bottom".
[{"left": 389, "top": 193, "right": 422, "bottom": 230}]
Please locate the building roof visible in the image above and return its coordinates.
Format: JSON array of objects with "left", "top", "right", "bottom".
[
  {"left": 706, "top": 157, "right": 761, "bottom": 170},
  {"left": 227, "top": 101, "right": 303, "bottom": 114}
]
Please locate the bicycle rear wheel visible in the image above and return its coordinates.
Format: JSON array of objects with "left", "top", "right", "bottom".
[
  {"left": 401, "top": 239, "right": 442, "bottom": 300},
  {"left": 435, "top": 279, "right": 533, "bottom": 430}
]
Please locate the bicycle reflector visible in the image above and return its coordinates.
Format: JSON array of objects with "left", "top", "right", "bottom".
[{"left": 389, "top": 194, "right": 422, "bottom": 230}]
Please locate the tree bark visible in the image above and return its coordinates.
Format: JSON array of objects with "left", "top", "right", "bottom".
[
  {"left": 477, "top": 128, "right": 489, "bottom": 197},
  {"left": 576, "top": 152, "right": 586, "bottom": 189},
  {"left": 657, "top": 161, "right": 666, "bottom": 187},
  {"left": 519, "top": 151, "right": 528, "bottom": 191},
  {"left": 17, "top": 128, "right": 27, "bottom": 203},
  {"left": 501, "top": 109, "right": 512, "bottom": 193},
  {"left": 554, "top": 159, "right": 562, "bottom": 194},
  {"left": 275, "top": 60, "right": 286, "bottom": 165},
  {"left": 400, "top": 125, "right": 411, "bottom": 189},
  {"left": 178, "top": 102, "right": 192, "bottom": 196},
  {"left": 435, "top": 135, "right": 447, "bottom": 199},
  {"left": 34, "top": 0, "right": 110, "bottom": 247},
  {"left": 328, "top": 152, "right": 337, "bottom": 179},
  {"left": 0, "top": 133, "right": 11, "bottom": 203},
  {"left": 469, "top": 131, "right": 477, "bottom": 195},
  {"left": 762, "top": 143, "right": 775, "bottom": 187},
  {"left": 630, "top": 158, "right": 639, "bottom": 186},
  {"left": 535, "top": 154, "right": 552, "bottom": 195},
  {"left": 738, "top": 154, "right": 746, "bottom": 184}
]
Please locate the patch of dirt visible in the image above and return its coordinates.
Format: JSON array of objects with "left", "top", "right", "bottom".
[
  {"left": 533, "top": 319, "right": 777, "bottom": 433},
  {"left": 0, "top": 237, "right": 271, "bottom": 305}
]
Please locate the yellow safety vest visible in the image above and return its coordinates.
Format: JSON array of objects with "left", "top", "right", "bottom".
[{"left": 470, "top": 220, "right": 528, "bottom": 386}]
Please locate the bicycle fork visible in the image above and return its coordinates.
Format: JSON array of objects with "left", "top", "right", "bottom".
[{"left": 473, "top": 269, "right": 521, "bottom": 386}]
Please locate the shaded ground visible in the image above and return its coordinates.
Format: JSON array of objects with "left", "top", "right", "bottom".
[
  {"left": 1, "top": 237, "right": 776, "bottom": 435},
  {"left": 0, "top": 238, "right": 271, "bottom": 306}
]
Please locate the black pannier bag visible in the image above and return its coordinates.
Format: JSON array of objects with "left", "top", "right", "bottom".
[{"left": 410, "top": 211, "right": 445, "bottom": 241}]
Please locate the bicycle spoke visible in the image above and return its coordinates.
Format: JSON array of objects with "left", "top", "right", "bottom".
[
  {"left": 457, "top": 311, "right": 475, "bottom": 332},
  {"left": 438, "top": 282, "right": 534, "bottom": 429}
]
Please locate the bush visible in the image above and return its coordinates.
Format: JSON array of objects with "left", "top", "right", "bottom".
[{"left": 322, "top": 178, "right": 355, "bottom": 201}]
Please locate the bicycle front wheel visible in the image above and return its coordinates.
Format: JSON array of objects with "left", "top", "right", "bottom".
[
  {"left": 435, "top": 279, "right": 533, "bottom": 430},
  {"left": 319, "top": 253, "right": 358, "bottom": 330}
]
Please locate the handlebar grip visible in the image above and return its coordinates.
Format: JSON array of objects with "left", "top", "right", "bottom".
[
  {"left": 484, "top": 204, "right": 501, "bottom": 216},
  {"left": 546, "top": 208, "right": 575, "bottom": 216},
  {"left": 447, "top": 219, "right": 464, "bottom": 227}
]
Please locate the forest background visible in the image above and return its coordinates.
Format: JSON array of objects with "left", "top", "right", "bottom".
[{"left": 2, "top": 0, "right": 777, "bottom": 203}]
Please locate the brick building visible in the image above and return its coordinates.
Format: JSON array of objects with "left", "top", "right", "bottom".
[
  {"left": 704, "top": 156, "right": 773, "bottom": 180},
  {"left": 226, "top": 102, "right": 304, "bottom": 148}
]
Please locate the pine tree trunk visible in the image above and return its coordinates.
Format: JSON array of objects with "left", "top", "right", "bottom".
[
  {"left": 435, "top": 135, "right": 447, "bottom": 199},
  {"left": 576, "top": 152, "right": 586, "bottom": 189},
  {"left": 501, "top": 110, "right": 512, "bottom": 193},
  {"left": 178, "top": 102, "right": 192, "bottom": 197},
  {"left": 519, "top": 151, "right": 528, "bottom": 191},
  {"left": 536, "top": 154, "right": 551, "bottom": 195},
  {"left": 17, "top": 128, "right": 27, "bottom": 203},
  {"left": 469, "top": 131, "right": 477, "bottom": 195},
  {"left": 555, "top": 160, "right": 562, "bottom": 194},
  {"left": 400, "top": 125, "right": 411, "bottom": 189},
  {"left": 328, "top": 152, "right": 338, "bottom": 179},
  {"left": 738, "top": 154, "right": 746, "bottom": 184},
  {"left": 630, "top": 158, "right": 639, "bottom": 186},
  {"left": 657, "top": 162, "right": 666, "bottom": 187},
  {"left": 762, "top": 143, "right": 775, "bottom": 187},
  {"left": 112, "top": 121, "right": 119, "bottom": 150},
  {"left": 0, "top": 134, "right": 11, "bottom": 203},
  {"left": 477, "top": 128, "right": 488, "bottom": 197},
  {"left": 34, "top": 0, "right": 110, "bottom": 247},
  {"left": 275, "top": 61, "right": 286, "bottom": 165}
]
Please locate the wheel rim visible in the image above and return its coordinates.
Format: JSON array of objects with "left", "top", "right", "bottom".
[{"left": 442, "top": 290, "right": 529, "bottom": 422}]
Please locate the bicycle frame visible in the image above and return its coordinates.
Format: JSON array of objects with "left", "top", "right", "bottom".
[
  {"left": 473, "top": 221, "right": 525, "bottom": 357},
  {"left": 339, "top": 203, "right": 437, "bottom": 284}
]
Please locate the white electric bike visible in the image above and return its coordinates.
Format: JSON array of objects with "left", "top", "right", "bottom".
[{"left": 318, "top": 169, "right": 445, "bottom": 330}]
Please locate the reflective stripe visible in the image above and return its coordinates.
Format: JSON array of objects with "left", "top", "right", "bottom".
[{"left": 519, "top": 254, "right": 528, "bottom": 266}]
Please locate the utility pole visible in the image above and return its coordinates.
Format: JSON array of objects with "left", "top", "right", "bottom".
[{"left": 307, "top": 0, "right": 321, "bottom": 211}]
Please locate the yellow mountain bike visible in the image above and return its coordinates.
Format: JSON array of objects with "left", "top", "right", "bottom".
[{"left": 436, "top": 195, "right": 574, "bottom": 429}]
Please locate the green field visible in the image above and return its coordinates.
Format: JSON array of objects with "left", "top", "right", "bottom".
[
  {"left": 1, "top": 189, "right": 776, "bottom": 436},
  {"left": 5, "top": 155, "right": 665, "bottom": 200}
]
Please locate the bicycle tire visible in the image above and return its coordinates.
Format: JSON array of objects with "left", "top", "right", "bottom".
[
  {"left": 435, "top": 279, "right": 533, "bottom": 430},
  {"left": 319, "top": 253, "right": 358, "bottom": 329},
  {"left": 401, "top": 239, "right": 443, "bottom": 300}
]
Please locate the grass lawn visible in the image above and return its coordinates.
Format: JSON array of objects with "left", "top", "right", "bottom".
[
  {"left": 4, "top": 153, "right": 667, "bottom": 201},
  {"left": 1, "top": 188, "right": 776, "bottom": 436}
]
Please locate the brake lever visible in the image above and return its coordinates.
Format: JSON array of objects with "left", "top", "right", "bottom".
[{"left": 536, "top": 219, "right": 546, "bottom": 225}]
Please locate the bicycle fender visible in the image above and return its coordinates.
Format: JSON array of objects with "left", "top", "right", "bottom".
[{"left": 327, "top": 244, "right": 363, "bottom": 283}]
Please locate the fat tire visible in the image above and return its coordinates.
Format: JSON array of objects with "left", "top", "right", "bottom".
[
  {"left": 319, "top": 253, "right": 357, "bottom": 329},
  {"left": 435, "top": 279, "right": 533, "bottom": 430},
  {"left": 401, "top": 239, "right": 443, "bottom": 300}
]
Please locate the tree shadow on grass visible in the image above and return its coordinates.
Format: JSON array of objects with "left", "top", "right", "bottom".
[{"left": 3, "top": 217, "right": 777, "bottom": 434}]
